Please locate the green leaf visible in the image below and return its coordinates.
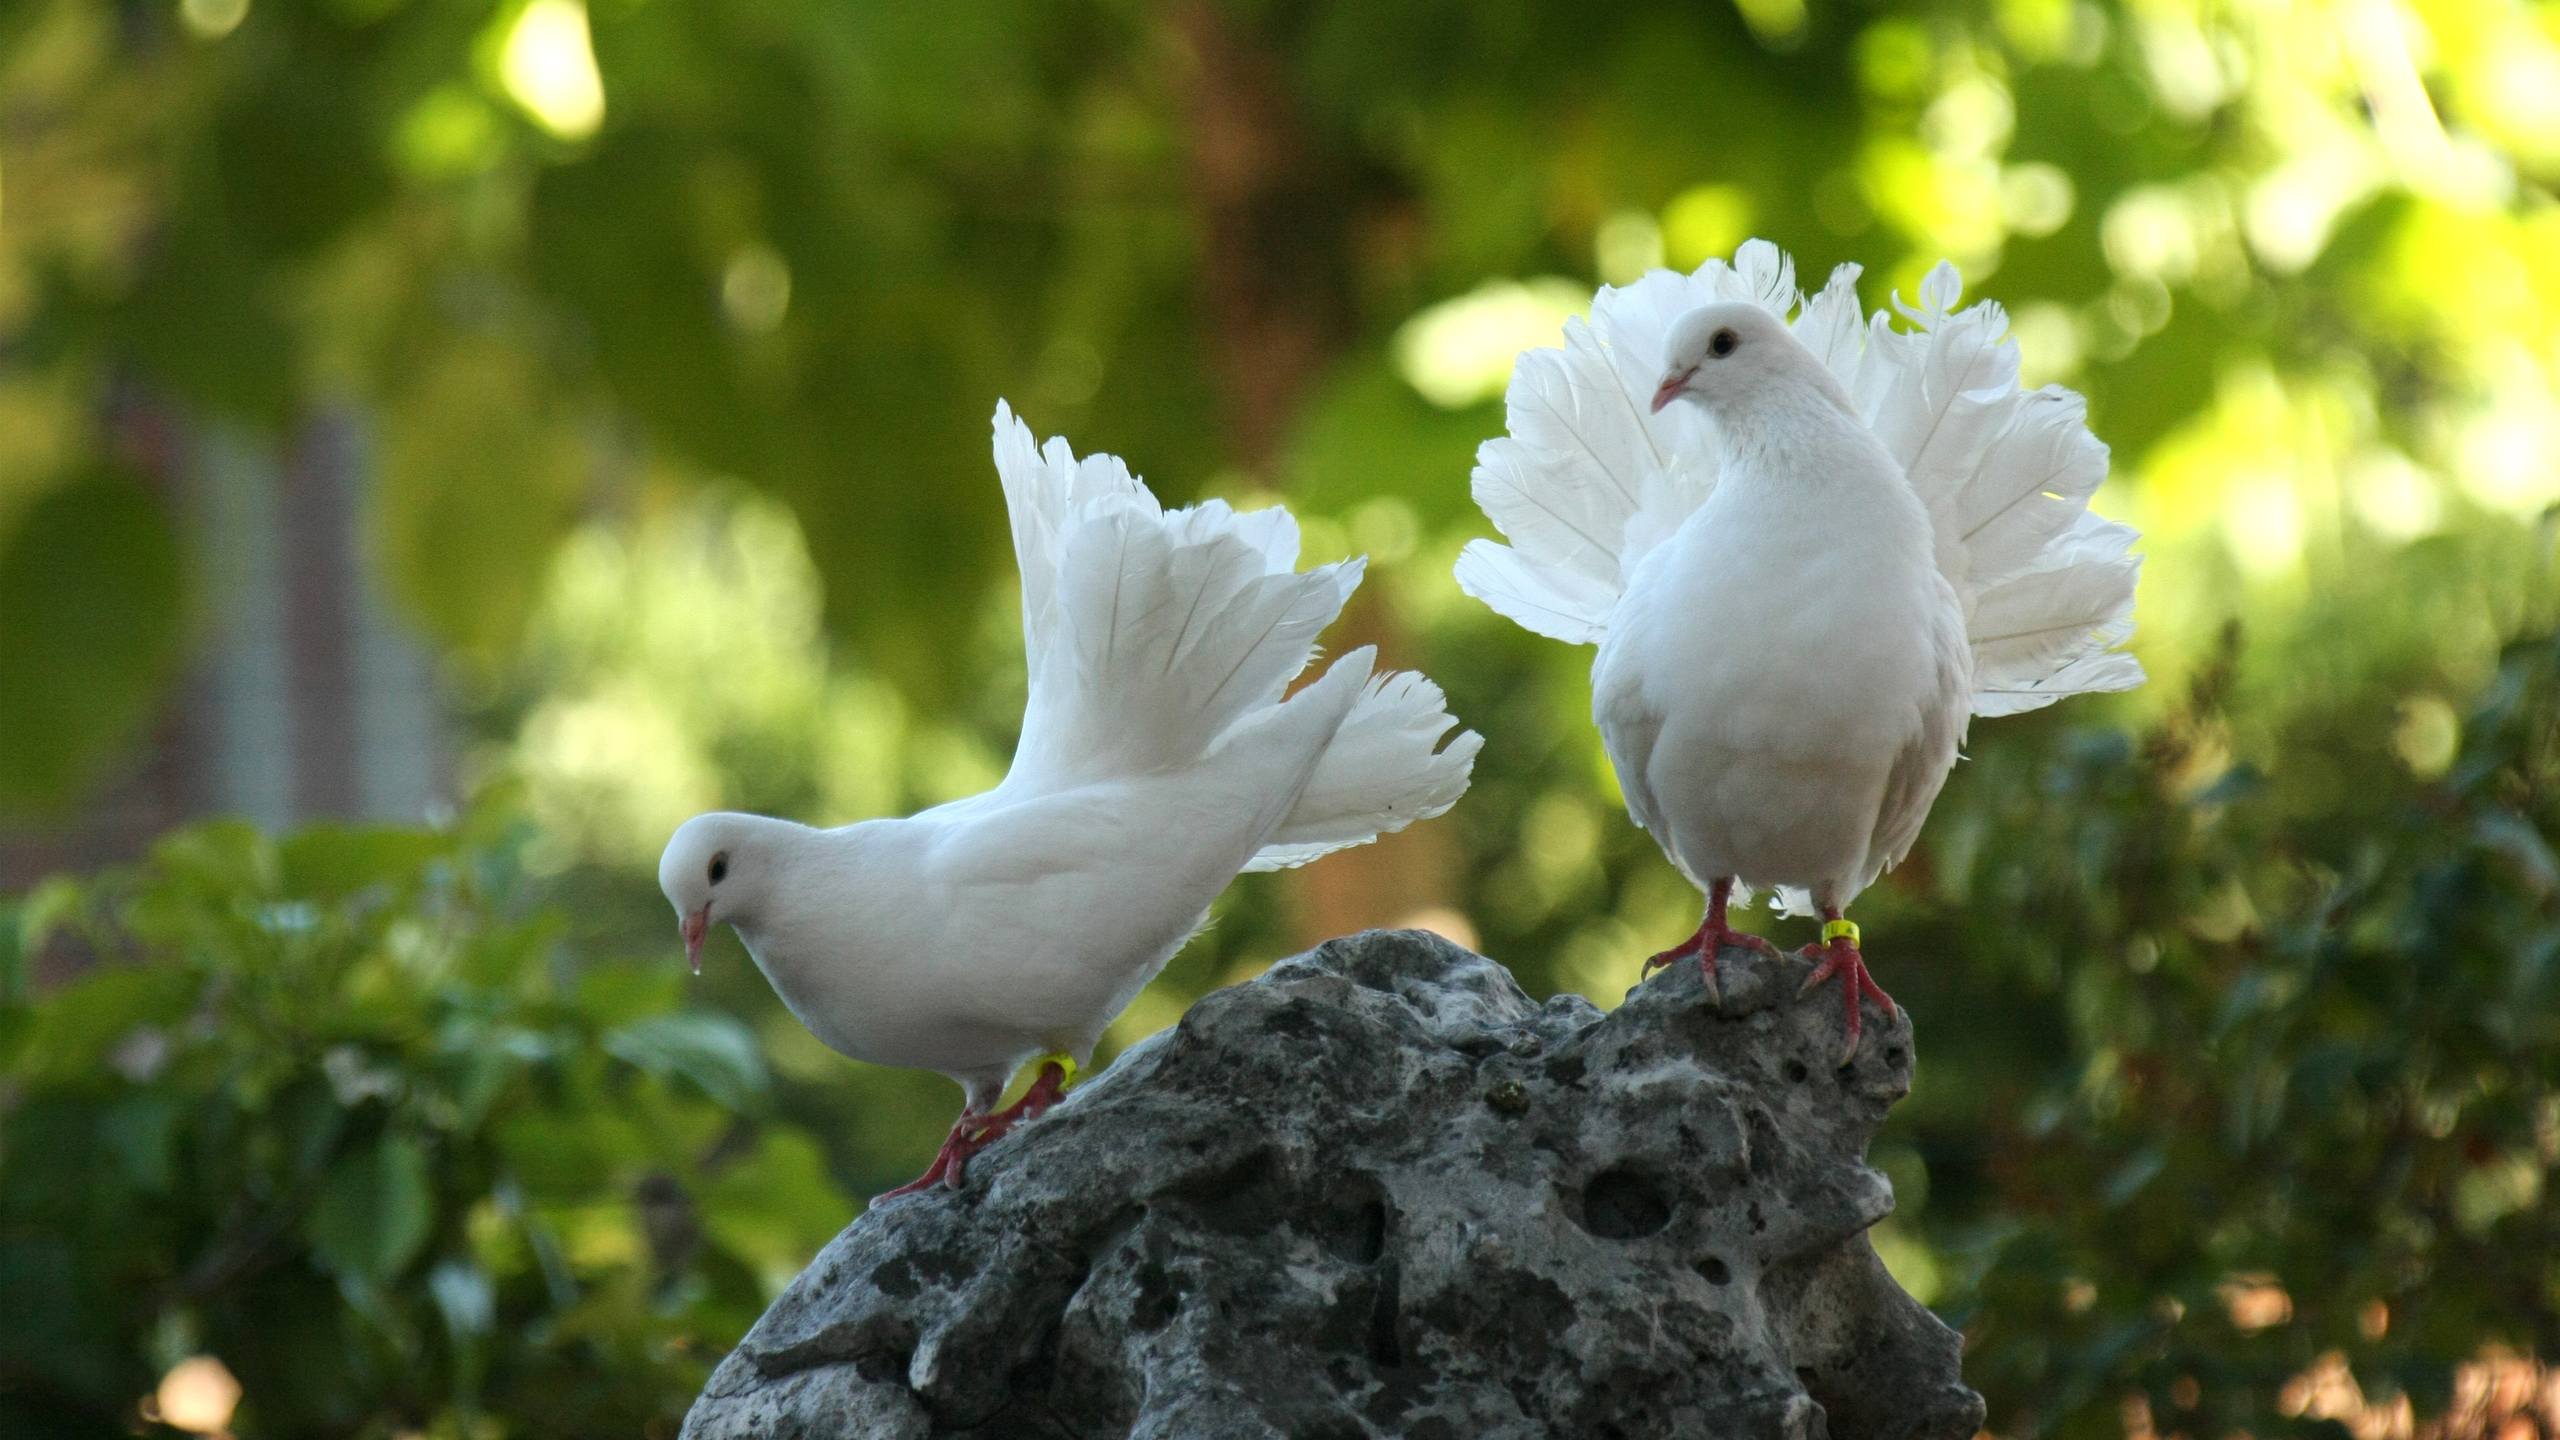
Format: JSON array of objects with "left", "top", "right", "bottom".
[
  {"left": 604, "top": 1013, "right": 770, "bottom": 1111},
  {"left": 101, "top": 1094, "right": 182, "bottom": 1194},
  {"left": 13, "top": 876, "right": 86, "bottom": 959},
  {"left": 276, "top": 825, "right": 456, "bottom": 903},
  {"left": 305, "top": 1132, "right": 433, "bottom": 1285},
  {"left": 13, "top": 966, "right": 201, "bottom": 1084},
  {"left": 695, "top": 1129, "right": 852, "bottom": 1283},
  {"left": 146, "top": 820, "right": 281, "bottom": 906},
  {"left": 435, "top": 1021, "right": 551, "bottom": 1130},
  {"left": 574, "top": 965, "right": 686, "bottom": 1030},
  {"left": 0, "top": 473, "right": 187, "bottom": 814},
  {"left": 376, "top": 337, "right": 586, "bottom": 661},
  {"left": 495, "top": 1109, "right": 651, "bottom": 1200}
]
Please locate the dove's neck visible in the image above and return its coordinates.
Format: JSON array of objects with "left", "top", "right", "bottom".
[
  {"left": 721, "top": 819, "right": 930, "bottom": 1056},
  {"left": 1691, "top": 389, "right": 1934, "bottom": 556},
  {"left": 1723, "top": 385, "right": 1915, "bottom": 482}
]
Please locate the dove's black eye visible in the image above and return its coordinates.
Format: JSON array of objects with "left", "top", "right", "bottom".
[
  {"left": 1708, "top": 328, "right": 1740, "bottom": 358},
  {"left": 708, "top": 851, "right": 729, "bottom": 885}
]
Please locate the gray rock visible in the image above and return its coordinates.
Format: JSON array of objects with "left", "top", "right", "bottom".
[{"left": 683, "top": 929, "right": 1983, "bottom": 1440}]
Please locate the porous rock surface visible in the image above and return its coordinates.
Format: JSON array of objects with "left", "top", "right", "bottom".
[{"left": 683, "top": 930, "right": 1982, "bottom": 1440}]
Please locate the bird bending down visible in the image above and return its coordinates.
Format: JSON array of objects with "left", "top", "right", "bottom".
[
  {"left": 662, "top": 404, "right": 1479, "bottom": 1198},
  {"left": 1458, "top": 241, "right": 2143, "bottom": 1064}
]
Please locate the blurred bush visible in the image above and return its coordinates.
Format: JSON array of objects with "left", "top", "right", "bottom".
[
  {"left": 0, "top": 810, "right": 847, "bottom": 1438},
  {"left": 1908, "top": 609, "right": 2560, "bottom": 1436}
]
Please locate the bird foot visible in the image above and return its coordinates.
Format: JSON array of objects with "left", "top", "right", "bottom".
[
  {"left": 1795, "top": 934, "right": 1898, "bottom": 1068},
  {"left": 871, "top": 1060, "right": 1074, "bottom": 1203},
  {"left": 1643, "top": 917, "right": 1780, "bottom": 1002},
  {"left": 875, "top": 1114, "right": 985, "bottom": 1202}
]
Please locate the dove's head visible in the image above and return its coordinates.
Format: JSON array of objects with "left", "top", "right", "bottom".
[
  {"left": 659, "top": 812, "right": 778, "bottom": 975},
  {"left": 1650, "top": 303, "right": 1839, "bottom": 418}
]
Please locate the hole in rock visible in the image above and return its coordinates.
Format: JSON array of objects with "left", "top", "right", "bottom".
[
  {"left": 1310, "top": 1183, "right": 1392, "bottom": 1260},
  {"left": 1171, "top": 1146, "right": 1289, "bottom": 1237},
  {"left": 1306, "top": 1173, "right": 1390, "bottom": 1265},
  {"left": 1579, "top": 1166, "right": 1673, "bottom": 1239},
  {"left": 1351, "top": 1199, "right": 1388, "bottom": 1266},
  {"left": 1783, "top": 1059, "right": 1810, "bottom": 1084},
  {"left": 1007, "top": 1343, "right": 1058, "bottom": 1396},
  {"left": 1366, "top": 1260, "right": 1405, "bottom": 1368},
  {"left": 1130, "top": 1260, "right": 1183, "bottom": 1334},
  {"left": 1698, "top": 1255, "right": 1732, "bottom": 1285},
  {"left": 853, "top": 1329, "right": 917, "bottom": 1386},
  {"left": 1743, "top": 1105, "right": 1780, "bottom": 1179}
]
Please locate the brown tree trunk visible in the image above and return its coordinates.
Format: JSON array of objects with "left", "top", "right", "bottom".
[{"left": 1171, "top": 2, "right": 1464, "bottom": 953}]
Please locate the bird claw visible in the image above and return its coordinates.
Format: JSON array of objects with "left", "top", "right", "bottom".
[
  {"left": 874, "top": 1125, "right": 977, "bottom": 1203},
  {"left": 874, "top": 1117, "right": 1006, "bottom": 1202},
  {"left": 871, "top": 1060, "right": 1075, "bottom": 1204},
  {"left": 1640, "top": 938, "right": 1720, "bottom": 1003},
  {"left": 1642, "top": 918, "right": 1777, "bottom": 1005},
  {"left": 1795, "top": 935, "right": 1897, "bottom": 1068}
]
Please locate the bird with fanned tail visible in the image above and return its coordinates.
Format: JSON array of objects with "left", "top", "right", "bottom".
[
  {"left": 663, "top": 403, "right": 1479, "bottom": 1198},
  {"left": 1457, "top": 240, "right": 2142, "bottom": 1063}
]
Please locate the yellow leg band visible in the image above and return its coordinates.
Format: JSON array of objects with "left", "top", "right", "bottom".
[
  {"left": 997, "top": 1050, "right": 1079, "bottom": 1110},
  {"left": 1820, "top": 918, "right": 1861, "bottom": 947}
]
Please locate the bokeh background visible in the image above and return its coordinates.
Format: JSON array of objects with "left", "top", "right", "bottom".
[{"left": 3, "top": 0, "right": 2557, "bottom": 1435}]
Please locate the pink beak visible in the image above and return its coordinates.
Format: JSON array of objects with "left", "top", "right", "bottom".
[
  {"left": 681, "top": 904, "right": 710, "bottom": 976},
  {"left": 1650, "top": 369, "right": 1694, "bottom": 414}
]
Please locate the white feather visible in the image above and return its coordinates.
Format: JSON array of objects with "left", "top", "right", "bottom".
[
  {"left": 656, "top": 405, "right": 1479, "bottom": 1158},
  {"left": 1966, "top": 557, "right": 2145, "bottom": 681},
  {"left": 1451, "top": 537, "right": 1617, "bottom": 645},
  {"left": 1244, "top": 671, "right": 1483, "bottom": 870},
  {"left": 1464, "top": 241, "right": 2145, "bottom": 947},
  {"left": 1461, "top": 243, "right": 2142, "bottom": 719}
]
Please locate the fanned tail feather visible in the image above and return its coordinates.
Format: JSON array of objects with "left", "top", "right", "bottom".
[
  {"left": 1460, "top": 241, "right": 2144, "bottom": 718},
  {"left": 1460, "top": 240, "right": 1810, "bottom": 644},
  {"left": 994, "top": 403, "right": 1361, "bottom": 789},
  {"left": 1965, "top": 511, "right": 2146, "bottom": 714},
  {"left": 1854, "top": 264, "right": 2141, "bottom": 710},
  {"left": 1244, "top": 672, "right": 1483, "bottom": 871}
]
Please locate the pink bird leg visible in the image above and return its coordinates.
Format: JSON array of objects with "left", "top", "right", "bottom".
[
  {"left": 1643, "top": 877, "right": 1778, "bottom": 1001},
  {"left": 1797, "top": 909, "right": 1898, "bottom": 1067},
  {"left": 873, "top": 1057, "right": 1075, "bottom": 1202}
]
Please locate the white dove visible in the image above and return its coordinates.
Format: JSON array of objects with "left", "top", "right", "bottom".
[
  {"left": 1458, "top": 240, "right": 2142, "bottom": 1061},
  {"left": 662, "top": 402, "right": 1479, "bottom": 1197}
]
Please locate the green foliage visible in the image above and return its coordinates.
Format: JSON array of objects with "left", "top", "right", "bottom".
[
  {"left": 0, "top": 812, "right": 850, "bottom": 1438},
  {"left": 0, "top": 470, "right": 188, "bottom": 811},
  {"left": 1892, "top": 607, "right": 2560, "bottom": 1436}
]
